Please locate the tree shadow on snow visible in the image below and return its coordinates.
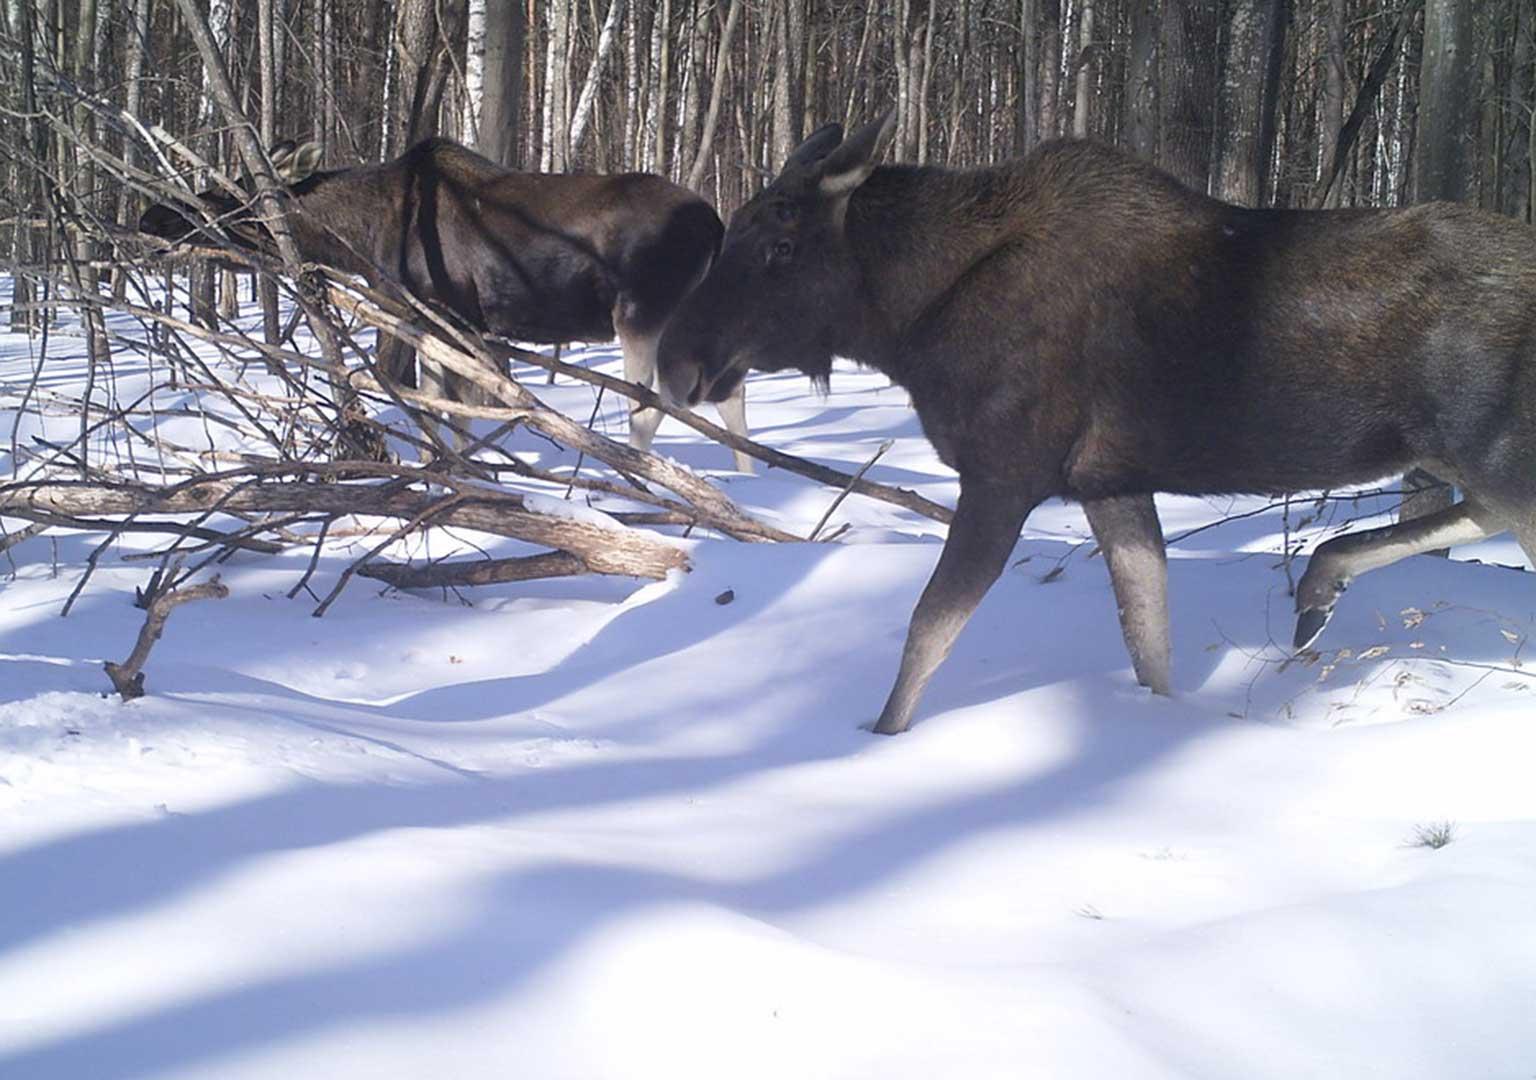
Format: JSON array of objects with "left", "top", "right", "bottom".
[
  {"left": 1, "top": 524, "right": 1531, "bottom": 1076},
  {"left": 0, "top": 667, "right": 1218, "bottom": 1080}
]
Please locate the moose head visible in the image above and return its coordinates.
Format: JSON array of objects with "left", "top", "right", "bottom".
[
  {"left": 657, "top": 113, "right": 896, "bottom": 408},
  {"left": 138, "top": 140, "right": 324, "bottom": 243}
]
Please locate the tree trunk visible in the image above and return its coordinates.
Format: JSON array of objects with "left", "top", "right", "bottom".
[
  {"left": 1039, "top": 0, "right": 1062, "bottom": 140},
  {"left": 569, "top": 0, "right": 627, "bottom": 162},
  {"left": 1320, "top": 0, "right": 1347, "bottom": 205},
  {"left": 652, "top": 0, "right": 672, "bottom": 174},
  {"left": 1216, "top": 0, "right": 1285, "bottom": 205},
  {"left": 772, "top": 0, "right": 795, "bottom": 166},
  {"left": 1405, "top": 0, "right": 1476, "bottom": 536},
  {"left": 1072, "top": 0, "right": 1094, "bottom": 139},
  {"left": 1017, "top": 0, "right": 1040, "bottom": 153},
  {"left": 113, "top": 0, "right": 155, "bottom": 301},
  {"left": 259, "top": 0, "right": 282, "bottom": 344},
  {"left": 1416, "top": 0, "right": 1476, "bottom": 203},
  {"left": 1122, "top": 0, "right": 1159, "bottom": 161},
  {"left": 463, "top": 0, "right": 487, "bottom": 144},
  {"left": 689, "top": 0, "right": 743, "bottom": 189},
  {"left": 72, "top": 0, "right": 100, "bottom": 290},
  {"left": 480, "top": 0, "right": 526, "bottom": 166},
  {"left": 1158, "top": 0, "right": 1221, "bottom": 192}
]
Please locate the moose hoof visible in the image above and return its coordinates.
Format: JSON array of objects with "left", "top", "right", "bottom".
[
  {"left": 1292, "top": 607, "right": 1334, "bottom": 652},
  {"left": 870, "top": 715, "right": 910, "bottom": 736}
]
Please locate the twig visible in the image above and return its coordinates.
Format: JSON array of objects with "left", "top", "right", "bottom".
[
  {"left": 810, "top": 439, "right": 892, "bottom": 541},
  {"left": 287, "top": 516, "right": 333, "bottom": 600},
  {"left": 102, "top": 575, "right": 230, "bottom": 700},
  {"left": 311, "top": 493, "right": 468, "bottom": 617},
  {"left": 503, "top": 340, "right": 954, "bottom": 525}
]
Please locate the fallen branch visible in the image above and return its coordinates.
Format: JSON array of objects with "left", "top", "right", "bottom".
[
  {"left": 327, "top": 286, "right": 803, "bottom": 543},
  {"left": 7, "top": 510, "right": 284, "bottom": 554},
  {"left": 2, "top": 473, "right": 691, "bottom": 580},
  {"left": 0, "top": 521, "right": 49, "bottom": 555},
  {"left": 358, "top": 552, "right": 589, "bottom": 589},
  {"left": 103, "top": 575, "right": 230, "bottom": 700},
  {"left": 492, "top": 341, "right": 954, "bottom": 525}
]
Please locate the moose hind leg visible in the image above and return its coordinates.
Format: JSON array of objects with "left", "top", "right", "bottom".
[
  {"left": 617, "top": 323, "right": 666, "bottom": 453},
  {"left": 1083, "top": 493, "right": 1171, "bottom": 695},
  {"left": 1293, "top": 498, "right": 1500, "bottom": 651},
  {"left": 874, "top": 481, "right": 1038, "bottom": 735}
]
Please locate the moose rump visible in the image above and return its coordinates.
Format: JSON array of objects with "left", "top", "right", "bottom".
[
  {"left": 657, "top": 113, "right": 1536, "bottom": 734},
  {"left": 140, "top": 138, "right": 753, "bottom": 469}
]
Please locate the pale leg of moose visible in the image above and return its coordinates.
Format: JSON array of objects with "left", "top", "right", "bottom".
[
  {"left": 1293, "top": 499, "right": 1502, "bottom": 650},
  {"left": 1083, "top": 493, "right": 1173, "bottom": 696},
  {"left": 620, "top": 323, "right": 756, "bottom": 473},
  {"left": 619, "top": 325, "right": 668, "bottom": 454},
  {"left": 712, "top": 387, "right": 755, "bottom": 473},
  {"left": 874, "top": 481, "right": 1038, "bottom": 735}
]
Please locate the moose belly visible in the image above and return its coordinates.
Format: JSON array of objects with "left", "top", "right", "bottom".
[
  {"left": 1065, "top": 394, "right": 1418, "bottom": 499},
  {"left": 479, "top": 270, "right": 617, "bottom": 346}
]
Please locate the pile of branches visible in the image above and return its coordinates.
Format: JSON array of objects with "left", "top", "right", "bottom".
[
  {"left": 1, "top": 23, "right": 955, "bottom": 697},
  {"left": 2, "top": 246, "right": 953, "bottom": 694}
]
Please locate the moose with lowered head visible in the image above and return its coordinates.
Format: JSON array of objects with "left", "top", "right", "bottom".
[
  {"left": 657, "top": 112, "right": 1536, "bottom": 735},
  {"left": 140, "top": 137, "right": 754, "bottom": 470}
]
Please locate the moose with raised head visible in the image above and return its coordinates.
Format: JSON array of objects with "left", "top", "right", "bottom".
[
  {"left": 657, "top": 112, "right": 1536, "bottom": 735},
  {"left": 140, "top": 138, "right": 754, "bottom": 470}
]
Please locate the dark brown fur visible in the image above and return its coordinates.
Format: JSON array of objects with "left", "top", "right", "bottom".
[
  {"left": 141, "top": 138, "right": 724, "bottom": 346},
  {"left": 658, "top": 117, "right": 1536, "bottom": 733},
  {"left": 141, "top": 139, "right": 759, "bottom": 465}
]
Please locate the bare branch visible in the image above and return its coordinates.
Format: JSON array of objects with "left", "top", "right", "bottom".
[{"left": 103, "top": 576, "right": 230, "bottom": 700}]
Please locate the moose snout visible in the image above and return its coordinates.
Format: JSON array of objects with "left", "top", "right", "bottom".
[
  {"left": 138, "top": 203, "right": 191, "bottom": 240},
  {"left": 660, "top": 356, "right": 709, "bottom": 408}
]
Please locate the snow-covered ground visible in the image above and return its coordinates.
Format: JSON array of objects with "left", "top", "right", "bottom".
[{"left": 3, "top": 277, "right": 1535, "bottom": 1079}]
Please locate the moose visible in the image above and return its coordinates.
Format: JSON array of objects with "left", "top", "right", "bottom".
[
  {"left": 139, "top": 138, "right": 754, "bottom": 470},
  {"left": 657, "top": 113, "right": 1536, "bottom": 735}
]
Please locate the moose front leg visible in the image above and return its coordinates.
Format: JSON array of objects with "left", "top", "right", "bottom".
[
  {"left": 713, "top": 384, "right": 755, "bottom": 473},
  {"left": 1082, "top": 493, "right": 1172, "bottom": 695},
  {"left": 874, "top": 481, "right": 1038, "bottom": 735}
]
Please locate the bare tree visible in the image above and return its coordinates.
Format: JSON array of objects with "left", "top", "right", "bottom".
[
  {"left": 480, "top": 0, "right": 526, "bottom": 166},
  {"left": 570, "top": 0, "right": 628, "bottom": 161},
  {"left": 1403, "top": 0, "right": 1477, "bottom": 532}
]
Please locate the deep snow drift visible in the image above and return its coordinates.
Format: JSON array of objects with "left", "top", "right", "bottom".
[{"left": 3, "top": 278, "right": 1535, "bottom": 1079}]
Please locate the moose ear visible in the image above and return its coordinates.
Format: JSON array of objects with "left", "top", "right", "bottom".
[
  {"left": 781, "top": 123, "right": 844, "bottom": 174},
  {"left": 267, "top": 139, "right": 298, "bottom": 171},
  {"left": 284, "top": 141, "right": 323, "bottom": 182},
  {"left": 819, "top": 111, "right": 895, "bottom": 197}
]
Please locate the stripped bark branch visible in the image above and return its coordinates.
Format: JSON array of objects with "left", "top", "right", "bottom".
[{"left": 103, "top": 575, "right": 230, "bottom": 700}]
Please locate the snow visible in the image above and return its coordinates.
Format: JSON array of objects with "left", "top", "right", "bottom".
[{"left": 3, "top": 276, "right": 1535, "bottom": 1078}]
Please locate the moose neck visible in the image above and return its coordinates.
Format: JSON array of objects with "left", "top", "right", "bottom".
[
  {"left": 274, "top": 164, "right": 402, "bottom": 279},
  {"left": 837, "top": 165, "right": 1025, "bottom": 374}
]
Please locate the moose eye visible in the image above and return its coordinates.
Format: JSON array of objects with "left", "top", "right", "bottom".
[
  {"left": 767, "top": 238, "right": 795, "bottom": 265},
  {"left": 774, "top": 203, "right": 797, "bottom": 223}
]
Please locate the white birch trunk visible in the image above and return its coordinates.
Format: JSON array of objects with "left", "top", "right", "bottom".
[
  {"left": 624, "top": 0, "right": 641, "bottom": 166},
  {"left": 1072, "top": 0, "right": 1093, "bottom": 139},
  {"left": 463, "top": 0, "right": 486, "bottom": 145},
  {"left": 569, "top": 0, "right": 627, "bottom": 160}
]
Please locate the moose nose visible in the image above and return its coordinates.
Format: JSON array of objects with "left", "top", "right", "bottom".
[{"left": 661, "top": 358, "right": 709, "bottom": 408}]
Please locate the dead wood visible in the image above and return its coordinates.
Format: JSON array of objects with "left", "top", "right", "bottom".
[
  {"left": 495, "top": 341, "right": 955, "bottom": 526},
  {"left": 103, "top": 575, "right": 230, "bottom": 700},
  {"left": 326, "top": 286, "right": 801, "bottom": 543},
  {"left": 358, "top": 552, "right": 589, "bottom": 588},
  {"left": 2, "top": 473, "right": 690, "bottom": 580}
]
